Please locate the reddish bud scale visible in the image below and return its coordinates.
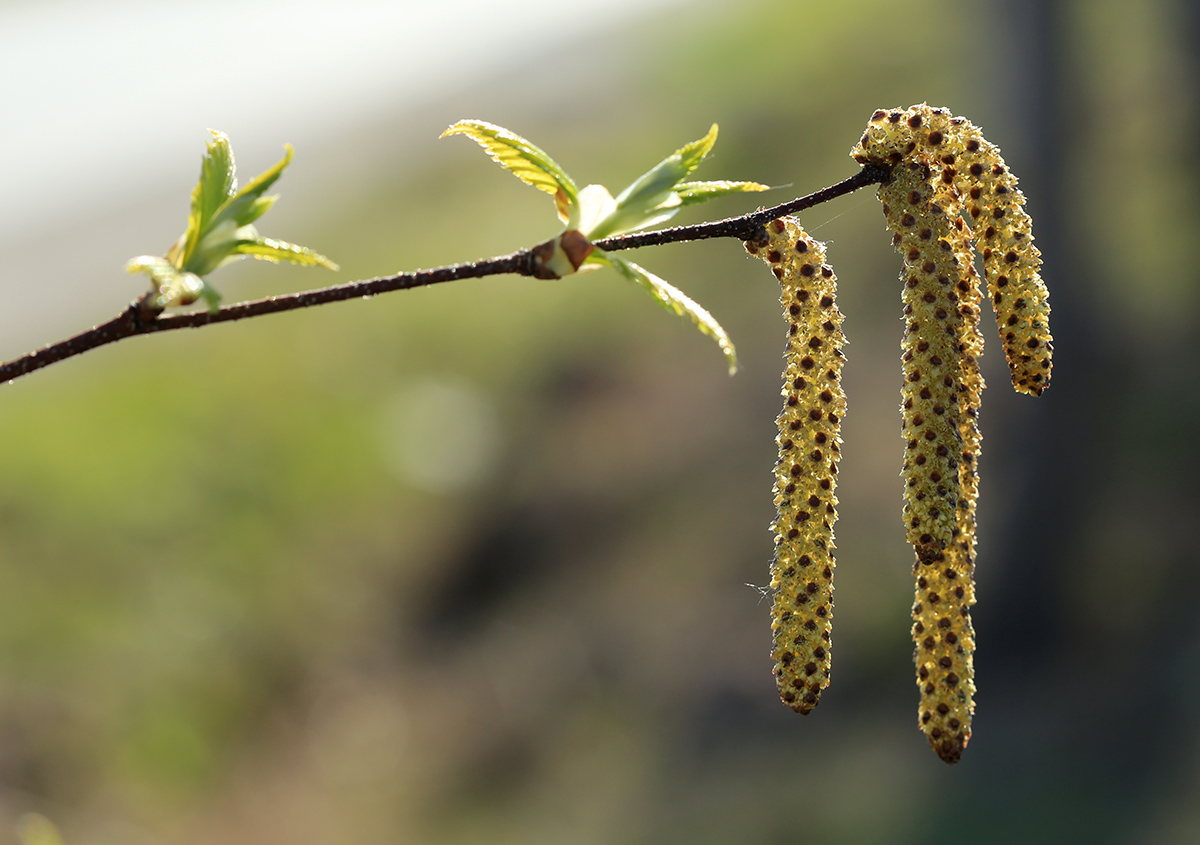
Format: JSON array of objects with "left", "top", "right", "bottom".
[{"left": 746, "top": 217, "right": 846, "bottom": 715}]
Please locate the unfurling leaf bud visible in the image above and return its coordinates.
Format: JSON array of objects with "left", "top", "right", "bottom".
[{"left": 746, "top": 217, "right": 846, "bottom": 715}]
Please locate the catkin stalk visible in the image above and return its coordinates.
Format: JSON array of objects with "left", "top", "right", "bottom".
[{"left": 746, "top": 217, "right": 846, "bottom": 715}]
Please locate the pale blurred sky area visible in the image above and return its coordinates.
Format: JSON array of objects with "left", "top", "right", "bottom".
[{"left": 0, "top": 0, "right": 687, "bottom": 356}]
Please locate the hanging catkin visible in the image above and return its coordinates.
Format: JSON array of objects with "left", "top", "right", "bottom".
[
  {"left": 746, "top": 217, "right": 846, "bottom": 714},
  {"left": 875, "top": 162, "right": 978, "bottom": 762},
  {"left": 853, "top": 104, "right": 1052, "bottom": 395},
  {"left": 848, "top": 103, "right": 1054, "bottom": 763}
]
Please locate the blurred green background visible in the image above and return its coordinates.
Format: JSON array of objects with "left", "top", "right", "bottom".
[{"left": 2, "top": 0, "right": 1199, "bottom": 842}]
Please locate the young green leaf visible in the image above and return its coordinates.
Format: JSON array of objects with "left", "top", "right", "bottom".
[
  {"left": 442, "top": 120, "right": 579, "bottom": 222},
  {"left": 592, "top": 250, "right": 738, "bottom": 373},
  {"left": 209, "top": 144, "right": 294, "bottom": 232},
  {"left": 571, "top": 184, "right": 618, "bottom": 238},
  {"left": 181, "top": 130, "right": 237, "bottom": 269},
  {"left": 186, "top": 218, "right": 240, "bottom": 277},
  {"left": 234, "top": 194, "right": 279, "bottom": 228},
  {"left": 619, "top": 124, "right": 716, "bottom": 204},
  {"left": 128, "top": 131, "right": 336, "bottom": 314},
  {"left": 229, "top": 235, "right": 339, "bottom": 268},
  {"left": 442, "top": 119, "right": 754, "bottom": 374},
  {"left": 675, "top": 123, "right": 720, "bottom": 174},
  {"left": 177, "top": 138, "right": 301, "bottom": 276},
  {"left": 674, "top": 180, "right": 770, "bottom": 206},
  {"left": 587, "top": 125, "right": 753, "bottom": 239}
]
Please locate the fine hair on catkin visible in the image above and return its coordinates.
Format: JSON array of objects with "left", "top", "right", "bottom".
[{"left": 745, "top": 217, "right": 846, "bottom": 715}]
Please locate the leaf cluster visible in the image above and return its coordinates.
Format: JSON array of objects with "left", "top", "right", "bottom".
[
  {"left": 442, "top": 120, "right": 768, "bottom": 372},
  {"left": 127, "top": 130, "right": 337, "bottom": 313}
]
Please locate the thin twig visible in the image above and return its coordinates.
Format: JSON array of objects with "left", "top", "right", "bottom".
[
  {"left": 595, "top": 165, "right": 890, "bottom": 251},
  {"left": 0, "top": 166, "right": 888, "bottom": 386}
]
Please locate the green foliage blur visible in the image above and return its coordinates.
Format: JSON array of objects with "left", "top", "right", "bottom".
[{"left": 2, "top": 0, "right": 1199, "bottom": 842}]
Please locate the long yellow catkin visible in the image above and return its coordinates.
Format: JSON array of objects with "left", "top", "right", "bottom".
[
  {"left": 746, "top": 217, "right": 846, "bottom": 715},
  {"left": 912, "top": 151, "right": 987, "bottom": 574},
  {"left": 942, "top": 178, "right": 985, "bottom": 586},
  {"left": 880, "top": 162, "right": 979, "bottom": 763},
  {"left": 853, "top": 104, "right": 1053, "bottom": 395}
]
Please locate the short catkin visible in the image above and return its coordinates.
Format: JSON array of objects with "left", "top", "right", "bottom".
[
  {"left": 852, "top": 104, "right": 1052, "bottom": 395},
  {"left": 746, "top": 217, "right": 846, "bottom": 715}
]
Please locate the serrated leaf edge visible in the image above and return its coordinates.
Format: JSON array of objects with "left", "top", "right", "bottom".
[
  {"left": 442, "top": 120, "right": 579, "bottom": 221},
  {"left": 593, "top": 251, "right": 738, "bottom": 373}
]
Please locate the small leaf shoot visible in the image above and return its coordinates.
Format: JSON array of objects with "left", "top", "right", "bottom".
[{"left": 128, "top": 131, "right": 336, "bottom": 313}]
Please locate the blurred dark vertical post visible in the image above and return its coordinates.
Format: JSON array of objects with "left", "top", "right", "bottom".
[
  {"left": 984, "top": 0, "right": 1200, "bottom": 813},
  {"left": 984, "top": 0, "right": 1081, "bottom": 656}
]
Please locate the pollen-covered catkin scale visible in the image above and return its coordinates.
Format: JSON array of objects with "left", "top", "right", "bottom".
[
  {"left": 883, "top": 164, "right": 965, "bottom": 552},
  {"left": 745, "top": 217, "right": 846, "bottom": 715},
  {"left": 944, "top": 194, "right": 985, "bottom": 577},
  {"left": 879, "top": 162, "right": 977, "bottom": 764},
  {"left": 922, "top": 151, "right": 987, "bottom": 573}
]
